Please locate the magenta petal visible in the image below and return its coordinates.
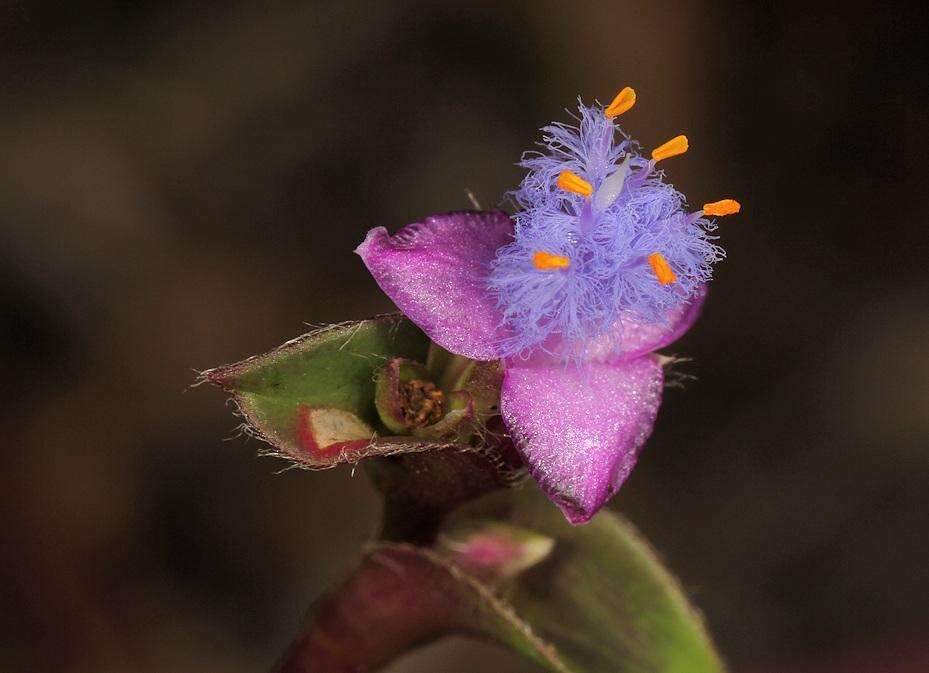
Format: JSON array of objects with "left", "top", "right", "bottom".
[
  {"left": 356, "top": 210, "right": 513, "bottom": 361},
  {"left": 530, "top": 284, "right": 708, "bottom": 365},
  {"left": 600, "top": 284, "right": 707, "bottom": 362},
  {"left": 500, "top": 356, "right": 664, "bottom": 524}
]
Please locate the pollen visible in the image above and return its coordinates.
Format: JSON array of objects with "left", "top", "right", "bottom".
[
  {"left": 647, "top": 252, "right": 677, "bottom": 285},
  {"left": 533, "top": 251, "right": 571, "bottom": 271},
  {"left": 651, "top": 135, "right": 689, "bottom": 162},
  {"left": 605, "top": 87, "right": 636, "bottom": 118},
  {"left": 556, "top": 170, "right": 593, "bottom": 197},
  {"left": 702, "top": 199, "right": 741, "bottom": 216}
]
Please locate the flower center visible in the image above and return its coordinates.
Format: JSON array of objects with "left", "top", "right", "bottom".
[
  {"left": 486, "top": 88, "right": 742, "bottom": 359},
  {"left": 399, "top": 379, "right": 445, "bottom": 427}
]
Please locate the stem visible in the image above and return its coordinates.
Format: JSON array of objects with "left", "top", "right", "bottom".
[
  {"left": 270, "top": 546, "right": 459, "bottom": 673},
  {"left": 364, "top": 447, "right": 521, "bottom": 544}
]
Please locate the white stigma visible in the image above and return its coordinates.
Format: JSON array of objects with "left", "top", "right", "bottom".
[{"left": 592, "top": 157, "right": 631, "bottom": 213}]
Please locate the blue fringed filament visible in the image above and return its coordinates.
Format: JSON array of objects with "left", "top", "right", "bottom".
[{"left": 488, "top": 95, "right": 728, "bottom": 360}]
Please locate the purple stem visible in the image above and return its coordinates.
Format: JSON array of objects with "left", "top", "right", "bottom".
[{"left": 271, "top": 546, "right": 476, "bottom": 673}]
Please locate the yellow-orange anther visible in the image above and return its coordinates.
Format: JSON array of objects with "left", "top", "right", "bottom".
[
  {"left": 651, "top": 135, "right": 689, "bottom": 162},
  {"left": 648, "top": 252, "right": 677, "bottom": 285},
  {"left": 556, "top": 170, "right": 593, "bottom": 197},
  {"left": 533, "top": 251, "right": 571, "bottom": 271},
  {"left": 702, "top": 199, "right": 741, "bottom": 216},
  {"left": 605, "top": 87, "right": 636, "bottom": 118}
]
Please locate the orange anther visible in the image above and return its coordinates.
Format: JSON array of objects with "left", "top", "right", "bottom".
[
  {"left": 605, "top": 87, "right": 636, "bottom": 118},
  {"left": 651, "top": 135, "right": 689, "bottom": 162},
  {"left": 647, "top": 252, "right": 677, "bottom": 285},
  {"left": 533, "top": 251, "right": 571, "bottom": 271},
  {"left": 702, "top": 199, "right": 741, "bottom": 216},
  {"left": 556, "top": 170, "right": 593, "bottom": 197}
]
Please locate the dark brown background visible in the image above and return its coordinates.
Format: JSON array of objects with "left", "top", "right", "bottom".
[{"left": 2, "top": 2, "right": 928, "bottom": 672}]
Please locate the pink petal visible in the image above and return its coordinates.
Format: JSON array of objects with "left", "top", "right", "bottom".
[
  {"left": 356, "top": 210, "right": 513, "bottom": 361},
  {"left": 605, "top": 284, "right": 708, "bottom": 361},
  {"left": 500, "top": 356, "right": 664, "bottom": 524},
  {"left": 529, "top": 284, "right": 707, "bottom": 365}
]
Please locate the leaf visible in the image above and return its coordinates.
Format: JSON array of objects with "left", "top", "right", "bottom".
[
  {"left": 273, "top": 490, "right": 723, "bottom": 673},
  {"left": 272, "top": 542, "right": 571, "bottom": 673},
  {"left": 273, "top": 486, "right": 724, "bottom": 673},
  {"left": 203, "top": 314, "right": 432, "bottom": 467},
  {"left": 444, "top": 488, "right": 727, "bottom": 673}
]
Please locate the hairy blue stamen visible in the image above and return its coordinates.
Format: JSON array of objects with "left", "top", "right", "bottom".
[{"left": 488, "top": 97, "right": 726, "bottom": 360}]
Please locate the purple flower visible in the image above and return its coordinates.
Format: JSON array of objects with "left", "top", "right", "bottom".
[{"left": 357, "top": 89, "right": 740, "bottom": 523}]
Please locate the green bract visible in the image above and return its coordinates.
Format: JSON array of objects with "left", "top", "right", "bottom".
[{"left": 204, "top": 315, "right": 430, "bottom": 467}]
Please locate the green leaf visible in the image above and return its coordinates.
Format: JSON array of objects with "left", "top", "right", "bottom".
[
  {"left": 203, "top": 314, "right": 430, "bottom": 467},
  {"left": 442, "top": 488, "right": 726, "bottom": 673},
  {"left": 273, "top": 492, "right": 724, "bottom": 673}
]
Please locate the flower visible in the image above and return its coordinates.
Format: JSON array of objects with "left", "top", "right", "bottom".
[{"left": 356, "top": 88, "right": 740, "bottom": 523}]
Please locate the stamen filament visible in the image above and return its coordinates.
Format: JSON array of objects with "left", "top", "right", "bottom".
[
  {"left": 647, "top": 252, "right": 677, "bottom": 285},
  {"left": 556, "top": 170, "right": 593, "bottom": 197},
  {"left": 533, "top": 251, "right": 571, "bottom": 271},
  {"left": 651, "top": 135, "right": 688, "bottom": 162},
  {"left": 702, "top": 199, "right": 741, "bottom": 216},
  {"left": 605, "top": 87, "right": 636, "bottom": 118}
]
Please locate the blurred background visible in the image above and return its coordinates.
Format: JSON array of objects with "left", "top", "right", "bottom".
[{"left": 2, "top": 1, "right": 928, "bottom": 671}]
